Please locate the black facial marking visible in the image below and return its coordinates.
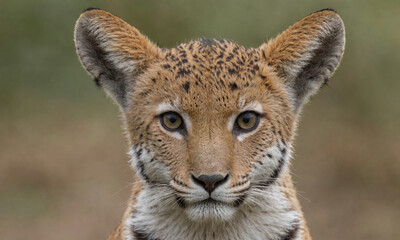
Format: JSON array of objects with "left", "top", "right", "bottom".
[
  {"left": 133, "top": 229, "right": 160, "bottom": 240},
  {"left": 177, "top": 68, "right": 191, "bottom": 77},
  {"left": 232, "top": 187, "right": 250, "bottom": 195},
  {"left": 280, "top": 147, "right": 287, "bottom": 156},
  {"left": 265, "top": 82, "right": 274, "bottom": 92},
  {"left": 281, "top": 221, "right": 299, "bottom": 240},
  {"left": 182, "top": 82, "right": 190, "bottom": 93},
  {"left": 137, "top": 161, "right": 151, "bottom": 183},
  {"left": 232, "top": 180, "right": 248, "bottom": 188},
  {"left": 262, "top": 50, "right": 268, "bottom": 61},
  {"left": 149, "top": 204, "right": 158, "bottom": 209},
  {"left": 257, "top": 156, "right": 286, "bottom": 187},
  {"left": 136, "top": 148, "right": 143, "bottom": 159},
  {"left": 140, "top": 89, "right": 152, "bottom": 97},
  {"left": 133, "top": 230, "right": 148, "bottom": 240},
  {"left": 175, "top": 196, "right": 187, "bottom": 208},
  {"left": 233, "top": 195, "right": 247, "bottom": 207},
  {"left": 270, "top": 157, "right": 285, "bottom": 181},
  {"left": 188, "top": 42, "right": 194, "bottom": 51},
  {"left": 230, "top": 82, "right": 238, "bottom": 91},
  {"left": 228, "top": 68, "right": 237, "bottom": 75},
  {"left": 173, "top": 177, "right": 189, "bottom": 188},
  {"left": 162, "top": 64, "right": 171, "bottom": 69}
]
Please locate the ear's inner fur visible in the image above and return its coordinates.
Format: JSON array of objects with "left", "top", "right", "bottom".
[
  {"left": 292, "top": 23, "right": 344, "bottom": 108},
  {"left": 78, "top": 27, "right": 128, "bottom": 104},
  {"left": 261, "top": 10, "right": 345, "bottom": 112},
  {"left": 293, "top": 27, "right": 342, "bottom": 109},
  {"left": 74, "top": 9, "right": 160, "bottom": 109}
]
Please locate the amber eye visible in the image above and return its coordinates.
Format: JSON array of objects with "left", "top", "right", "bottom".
[
  {"left": 236, "top": 111, "right": 260, "bottom": 132},
  {"left": 160, "top": 112, "right": 183, "bottom": 131}
]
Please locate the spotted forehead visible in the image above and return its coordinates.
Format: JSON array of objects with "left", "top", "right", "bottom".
[
  {"left": 163, "top": 38, "right": 261, "bottom": 80},
  {"left": 135, "top": 38, "right": 279, "bottom": 114}
]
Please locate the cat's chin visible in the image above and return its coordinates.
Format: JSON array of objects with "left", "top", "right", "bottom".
[{"left": 184, "top": 200, "right": 237, "bottom": 222}]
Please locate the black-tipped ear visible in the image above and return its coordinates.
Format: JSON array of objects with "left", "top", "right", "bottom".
[
  {"left": 82, "top": 7, "right": 102, "bottom": 13},
  {"left": 260, "top": 9, "right": 345, "bottom": 112},
  {"left": 74, "top": 9, "right": 160, "bottom": 109}
]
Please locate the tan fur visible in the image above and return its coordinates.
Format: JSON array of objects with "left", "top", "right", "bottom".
[{"left": 74, "top": 8, "right": 344, "bottom": 240}]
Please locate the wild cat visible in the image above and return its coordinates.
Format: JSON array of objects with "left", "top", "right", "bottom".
[{"left": 74, "top": 8, "right": 345, "bottom": 240}]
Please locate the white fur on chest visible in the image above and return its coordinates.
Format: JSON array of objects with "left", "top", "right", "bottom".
[{"left": 125, "top": 184, "right": 302, "bottom": 240}]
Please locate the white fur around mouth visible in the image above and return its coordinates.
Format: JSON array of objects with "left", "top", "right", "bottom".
[{"left": 185, "top": 199, "right": 236, "bottom": 221}]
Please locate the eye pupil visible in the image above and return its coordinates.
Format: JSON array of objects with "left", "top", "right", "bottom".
[
  {"left": 168, "top": 116, "right": 177, "bottom": 123},
  {"left": 243, "top": 115, "right": 251, "bottom": 123}
]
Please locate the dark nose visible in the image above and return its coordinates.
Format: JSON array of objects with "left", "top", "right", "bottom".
[{"left": 191, "top": 174, "right": 229, "bottom": 194}]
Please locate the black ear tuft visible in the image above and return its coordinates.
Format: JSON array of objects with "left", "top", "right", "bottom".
[{"left": 82, "top": 7, "right": 102, "bottom": 13}]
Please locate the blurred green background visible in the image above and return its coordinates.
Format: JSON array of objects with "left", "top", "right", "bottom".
[{"left": 1, "top": 0, "right": 399, "bottom": 239}]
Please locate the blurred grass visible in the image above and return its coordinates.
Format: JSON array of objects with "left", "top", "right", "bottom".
[{"left": 0, "top": 0, "right": 399, "bottom": 239}]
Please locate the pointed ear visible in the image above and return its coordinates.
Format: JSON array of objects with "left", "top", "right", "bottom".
[
  {"left": 260, "top": 9, "right": 345, "bottom": 112},
  {"left": 74, "top": 8, "right": 160, "bottom": 109}
]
